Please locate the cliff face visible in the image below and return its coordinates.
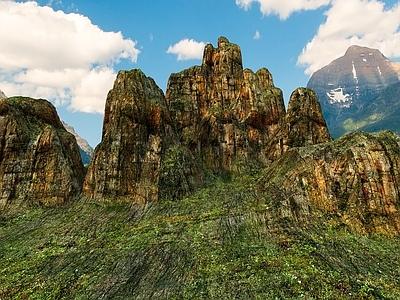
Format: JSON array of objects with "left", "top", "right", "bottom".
[
  {"left": 286, "top": 88, "right": 332, "bottom": 148},
  {"left": 85, "top": 37, "right": 331, "bottom": 202},
  {"left": 0, "top": 97, "right": 85, "bottom": 209},
  {"left": 258, "top": 130, "right": 400, "bottom": 235},
  {"left": 83, "top": 70, "right": 199, "bottom": 202},
  {"left": 166, "top": 37, "right": 320, "bottom": 173}
]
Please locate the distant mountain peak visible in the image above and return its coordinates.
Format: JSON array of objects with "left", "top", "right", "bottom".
[
  {"left": 62, "top": 121, "right": 94, "bottom": 165},
  {"left": 307, "top": 45, "right": 400, "bottom": 137},
  {"left": 345, "top": 45, "right": 381, "bottom": 56},
  {"left": 0, "top": 90, "right": 6, "bottom": 100}
]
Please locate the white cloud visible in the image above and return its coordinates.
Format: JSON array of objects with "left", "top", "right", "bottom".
[
  {"left": 167, "top": 39, "right": 206, "bottom": 61},
  {"left": 236, "top": 0, "right": 331, "bottom": 20},
  {"left": 253, "top": 30, "right": 261, "bottom": 40},
  {"left": 297, "top": 0, "right": 400, "bottom": 75},
  {"left": 0, "top": 1, "right": 140, "bottom": 113}
]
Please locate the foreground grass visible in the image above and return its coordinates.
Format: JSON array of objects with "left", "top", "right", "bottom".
[{"left": 1, "top": 174, "right": 400, "bottom": 299}]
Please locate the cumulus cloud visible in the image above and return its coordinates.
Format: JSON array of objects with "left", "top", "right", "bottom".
[
  {"left": 167, "top": 39, "right": 206, "bottom": 61},
  {"left": 0, "top": 1, "right": 140, "bottom": 113},
  {"left": 297, "top": 0, "right": 400, "bottom": 75},
  {"left": 236, "top": 0, "right": 331, "bottom": 19},
  {"left": 253, "top": 30, "right": 261, "bottom": 40}
]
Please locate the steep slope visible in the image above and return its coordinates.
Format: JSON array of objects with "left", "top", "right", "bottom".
[
  {"left": 307, "top": 45, "right": 400, "bottom": 137},
  {"left": 166, "top": 37, "right": 288, "bottom": 172},
  {"left": 286, "top": 88, "right": 332, "bottom": 147},
  {"left": 0, "top": 97, "right": 85, "bottom": 209},
  {"left": 258, "top": 130, "right": 400, "bottom": 235},
  {"left": 83, "top": 69, "right": 199, "bottom": 202},
  {"left": 62, "top": 121, "right": 94, "bottom": 165},
  {"left": 84, "top": 37, "right": 331, "bottom": 203}
]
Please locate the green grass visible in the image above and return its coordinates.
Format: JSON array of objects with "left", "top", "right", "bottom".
[{"left": 1, "top": 173, "right": 400, "bottom": 299}]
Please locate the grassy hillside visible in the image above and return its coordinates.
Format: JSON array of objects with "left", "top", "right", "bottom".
[{"left": 1, "top": 171, "right": 400, "bottom": 299}]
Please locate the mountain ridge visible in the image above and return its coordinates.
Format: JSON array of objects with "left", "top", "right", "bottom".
[
  {"left": 62, "top": 121, "right": 94, "bottom": 165},
  {"left": 307, "top": 45, "right": 400, "bottom": 137}
]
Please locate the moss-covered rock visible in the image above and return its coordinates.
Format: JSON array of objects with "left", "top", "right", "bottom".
[{"left": 0, "top": 97, "right": 85, "bottom": 209}]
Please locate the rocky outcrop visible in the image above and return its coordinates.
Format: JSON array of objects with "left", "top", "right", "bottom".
[
  {"left": 62, "top": 121, "right": 94, "bottom": 165},
  {"left": 166, "top": 37, "right": 288, "bottom": 173},
  {"left": 83, "top": 70, "right": 199, "bottom": 202},
  {"left": 0, "top": 97, "right": 85, "bottom": 209},
  {"left": 258, "top": 130, "right": 400, "bottom": 234},
  {"left": 286, "top": 88, "right": 332, "bottom": 148},
  {"left": 84, "top": 37, "right": 331, "bottom": 203},
  {"left": 307, "top": 45, "right": 400, "bottom": 137}
]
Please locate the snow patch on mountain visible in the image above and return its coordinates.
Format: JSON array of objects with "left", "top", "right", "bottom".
[
  {"left": 352, "top": 61, "right": 358, "bottom": 84},
  {"left": 326, "top": 87, "right": 352, "bottom": 107}
]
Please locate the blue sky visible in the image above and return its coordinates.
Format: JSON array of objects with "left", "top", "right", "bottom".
[{"left": 1, "top": 0, "right": 400, "bottom": 147}]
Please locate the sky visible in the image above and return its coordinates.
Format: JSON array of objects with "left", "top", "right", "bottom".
[{"left": 1, "top": 0, "right": 400, "bottom": 147}]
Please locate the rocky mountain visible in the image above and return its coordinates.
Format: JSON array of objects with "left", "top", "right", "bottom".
[
  {"left": 62, "top": 121, "right": 94, "bottom": 165},
  {"left": 0, "top": 90, "right": 6, "bottom": 100},
  {"left": 83, "top": 69, "right": 199, "bottom": 202},
  {"left": 2, "top": 37, "right": 400, "bottom": 298},
  {"left": 0, "top": 97, "right": 85, "bottom": 209},
  {"left": 84, "top": 37, "right": 331, "bottom": 203},
  {"left": 307, "top": 45, "right": 400, "bottom": 137}
]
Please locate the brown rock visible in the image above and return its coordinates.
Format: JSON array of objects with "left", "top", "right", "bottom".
[
  {"left": 166, "top": 37, "right": 287, "bottom": 173},
  {"left": 258, "top": 130, "right": 400, "bottom": 234},
  {"left": 0, "top": 97, "right": 85, "bottom": 209},
  {"left": 84, "top": 69, "right": 199, "bottom": 202},
  {"left": 286, "top": 87, "right": 332, "bottom": 148}
]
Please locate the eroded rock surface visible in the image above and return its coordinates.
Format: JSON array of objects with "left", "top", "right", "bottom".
[
  {"left": 85, "top": 37, "right": 331, "bottom": 202},
  {"left": 0, "top": 97, "right": 85, "bottom": 209},
  {"left": 258, "top": 130, "right": 400, "bottom": 234},
  {"left": 166, "top": 37, "right": 288, "bottom": 173},
  {"left": 83, "top": 70, "right": 199, "bottom": 202},
  {"left": 286, "top": 88, "right": 332, "bottom": 148}
]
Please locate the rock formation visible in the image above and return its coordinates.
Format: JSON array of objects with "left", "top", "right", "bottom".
[
  {"left": 258, "top": 130, "right": 400, "bottom": 234},
  {"left": 83, "top": 70, "right": 199, "bottom": 202},
  {"left": 307, "top": 45, "right": 400, "bottom": 137},
  {"left": 85, "top": 37, "right": 331, "bottom": 203},
  {"left": 286, "top": 88, "right": 332, "bottom": 148},
  {"left": 166, "top": 37, "right": 287, "bottom": 173},
  {"left": 0, "top": 97, "right": 85, "bottom": 209}
]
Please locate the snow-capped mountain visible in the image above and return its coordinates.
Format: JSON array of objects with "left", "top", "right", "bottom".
[{"left": 307, "top": 45, "right": 400, "bottom": 137}]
